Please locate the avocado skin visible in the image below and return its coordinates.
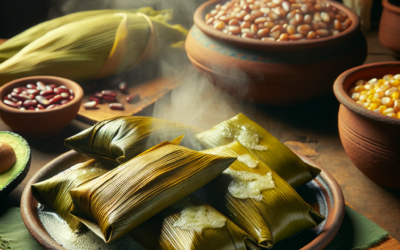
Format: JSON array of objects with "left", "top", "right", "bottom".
[{"left": 0, "top": 132, "right": 31, "bottom": 198}]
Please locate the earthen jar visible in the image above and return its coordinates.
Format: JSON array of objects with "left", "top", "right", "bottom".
[
  {"left": 379, "top": 0, "right": 400, "bottom": 58},
  {"left": 334, "top": 62, "right": 400, "bottom": 189}
]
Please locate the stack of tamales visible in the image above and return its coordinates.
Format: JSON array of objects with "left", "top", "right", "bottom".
[
  {"left": 32, "top": 114, "right": 325, "bottom": 249},
  {"left": 0, "top": 8, "right": 187, "bottom": 85}
]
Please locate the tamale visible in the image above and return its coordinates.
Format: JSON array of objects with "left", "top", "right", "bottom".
[
  {"left": 195, "top": 142, "right": 325, "bottom": 248},
  {"left": 129, "top": 194, "right": 260, "bottom": 250},
  {"left": 69, "top": 139, "right": 236, "bottom": 243},
  {"left": 31, "top": 159, "right": 114, "bottom": 232},
  {"left": 64, "top": 116, "right": 202, "bottom": 164},
  {"left": 196, "top": 113, "right": 321, "bottom": 188},
  {"left": 0, "top": 9, "right": 187, "bottom": 85}
]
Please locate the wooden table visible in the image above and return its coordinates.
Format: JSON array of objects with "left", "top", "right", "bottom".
[{"left": 1, "top": 30, "right": 400, "bottom": 248}]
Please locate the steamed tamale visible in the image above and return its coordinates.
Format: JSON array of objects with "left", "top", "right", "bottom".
[
  {"left": 69, "top": 139, "right": 236, "bottom": 243},
  {"left": 31, "top": 159, "right": 114, "bottom": 232},
  {"left": 0, "top": 9, "right": 187, "bottom": 85},
  {"left": 64, "top": 116, "right": 202, "bottom": 164},
  {"left": 129, "top": 194, "right": 260, "bottom": 250},
  {"left": 195, "top": 142, "right": 325, "bottom": 248},
  {"left": 196, "top": 113, "right": 321, "bottom": 188}
]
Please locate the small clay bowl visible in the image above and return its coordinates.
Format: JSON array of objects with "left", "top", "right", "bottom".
[
  {"left": 333, "top": 62, "right": 400, "bottom": 189},
  {"left": 379, "top": 0, "right": 400, "bottom": 58},
  {"left": 0, "top": 76, "right": 83, "bottom": 138},
  {"left": 187, "top": 0, "right": 367, "bottom": 104}
]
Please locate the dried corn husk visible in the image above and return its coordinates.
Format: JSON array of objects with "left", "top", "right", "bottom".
[
  {"left": 196, "top": 141, "right": 325, "bottom": 248},
  {"left": 64, "top": 116, "right": 202, "bottom": 164},
  {"left": 0, "top": 9, "right": 187, "bottom": 85},
  {"left": 69, "top": 138, "right": 236, "bottom": 243},
  {"left": 129, "top": 194, "right": 260, "bottom": 250},
  {"left": 31, "top": 159, "right": 114, "bottom": 232},
  {"left": 196, "top": 113, "right": 321, "bottom": 188}
]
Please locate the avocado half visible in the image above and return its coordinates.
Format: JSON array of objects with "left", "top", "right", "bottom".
[{"left": 0, "top": 131, "right": 31, "bottom": 198}]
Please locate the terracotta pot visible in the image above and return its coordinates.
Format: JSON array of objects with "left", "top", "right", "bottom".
[
  {"left": 333, "top": 62, "right": 400, "bottom": 189},
  {"left": 0, "top": 76, "right": 83, "bottom": 138},
  {"left": 21, "top": 150, "right": 344, "bottom": 250},
  {"left": 186, "top": 0, "right": 367, "bottom": 105},
  {"left": 379, "top": 0, "right": 400, "bottom": 58}
]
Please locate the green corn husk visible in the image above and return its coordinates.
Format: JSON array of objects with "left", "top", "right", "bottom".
[
  {"left": 129, "top": 194, "right": 260, "bottom": 250},
  {"left": 64, "top": 116, "right": 202, "bottom": 165},
  {"left": 196, "top": 113, "right": 321, "bottom": 188},
  {"left": 0, "top": 7, "right": 172, "bottom": 63},
  {"left": 69, "top": 138, "right": 236, "bottom": 243},
  {"left": 31, "top": 159, "right": 114, "bottom": 232},
  {"left": 0, "top": 9, "right": 187, "bottom": 85},
  {"left": 196, "top": 141, "right": 325, "bottom": 248}
]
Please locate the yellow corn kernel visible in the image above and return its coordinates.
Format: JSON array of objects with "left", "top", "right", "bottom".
[
  {"left": 378, "top": 105, "right": 387, "bottom": 114},
  {"left": 386, "top": 113, "right": 397, "bottom": 118},
  {"left": 381, "top": 97, "right": 394, "bottom": 107},
  {"left": 367, "top": 95, "right": 374, "bottom": 102},
  {"left": 361, "top": 91, "right": 368, "bottom": 95},
  {"left": 372, "top": 97, "right": 381, "bottom": 105},
  {"left": 368, "top": 103, "right": 379, "bottom": 110},
  {"left": 363, "top": 102, "right": 370, "bottom": 108},
  {"left": 355, "top": 79, "right": 365, "bottom": 86},
  {"left": 367, "top": 89, "right": 376, "bottom": 95},
  {"left": 354, "top": 86, "right": 364, "bottom": 92},
  {"left": 364, "top": 84, "right": 371, "bottom": 90},
  {"left": 351, "top": 93, "right": 360, "bottom": 101},
  {"left": 383, "top": 74, "right": 393, "bottom": 80},
  {"left": 359, "top": 94, "right": 368, "bottom": 102},
  {"left": 378, "top": 79, "right": 384, "bottom": 85},
  {"left": 391, "top": 79, "right": 400, "bottom": 87},
  {"left": 383, "top": 108, "right": 395, "bottom": 115},
  {"left": 392, "top": 91, "right": 400, "bottom": 100},
  {"left": 375, "top": 89, "right": 385, "bottom": 98},
  {"left": 394, "top": 99, "right": 400, "bottom": 112},
  {"left": 397, "top": 111, "right": 400, "bottom": 119}
]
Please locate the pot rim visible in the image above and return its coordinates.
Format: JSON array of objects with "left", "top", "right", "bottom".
[
  {"left": 0, "top": 75, "right": 83, "bottom": 115},
  {"left": 194, "top": 0, "right": 360, "bottom": 50},
  {"left": 382, "top": 0, "right": 400, "bottom": 14},
  {"left": 333, "top": 61, "right": 400, "bottom": 126}
]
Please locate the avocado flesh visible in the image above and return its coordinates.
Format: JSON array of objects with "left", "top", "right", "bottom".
[{"left": 0, "top": 132, "right": 30, "bottom": 194}]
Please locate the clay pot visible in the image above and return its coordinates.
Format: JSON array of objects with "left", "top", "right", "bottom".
[
  {"left": 186, "top": 0, "right": 367, "bottom": 105},
  {"left": 0, "top": 76, "right": 83, "bottom": 138},
  {"left": 379, "top": 0, "right": 400, "bottom": 58},
  {"left": 333, "top": 62, "right": 400, "bottom": 189}
]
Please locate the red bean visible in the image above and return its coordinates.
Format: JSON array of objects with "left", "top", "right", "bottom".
[
  {"left": 26, "top": 84, "right": 37, "bottom": 89},
  {"left": 14, "top": 94, "right": 33, "bottom": 101},
  {"left": 49, "top": 95, "right": 62, "bottom": 104},
  {"left": 23, "top": 100, "right": 37, "bottom": 108},
  {"left": 28, "top": 106, "right": 35, "bottom": 110},
  {"left": 101, "top": 90, "right": 117, "bottom": 97},
  {"left": 35, "top": 96, "right": 50, "bottom": 106},
  {"left": 44, "top": 94, "right": 57, "bottom": 100},
  {"left": 4, "top": 100, "right": 21, "bottom": 108},
  {"left": 40, "top": 89, "right": 54, "bottom": 96},
  {"left": 119, "top": 82, "right": 128, "bottom": 92},
  {"left": 46, "top": 104, "right": 59, "bottom": 110},
  {"left": 94, "top": 92, "right": 103, "bottom": 99},
  {"left": 50, "top": 84, "right": 57, "bottom": 89},
  {"left": 45, "top": 85, "right": 53, "bottom": 90},
  {"left": 37, "top": 104, "right": 46, "bottom": 110},
  {"left": 109, "top": 103, "right": 124, "bottom": 110},
  {"left": 13, "top": 87, "right": 25, "bottom": 94},
  {"left": 7, "top": 94, "right": 18, "bottom": 103},
  {"left": 61, "top": 100, "right": 70, "bottom": 105},
  {"left": 37, "top": 81, "right": 46, "bottom": 90},
  {"left": 54, "top": 87, "right": 70, "bottom": 94},
  {"left": 83, "top": 101, "right": 98, "bottom": 109},
  {"left": 126, "top": 94, "right": 140, "bottom": 103},
  {"left": 102, "top": 95, "right": 117, "bottom": 103},
  {"left": 60, "top": 92, "right": 70, "bottom": 99},
  {"left": 89, "top": 96, "right": 100, "bottom": 104},
  {"left": 26, "top": 89, "right": 40, "bottom": 95}
]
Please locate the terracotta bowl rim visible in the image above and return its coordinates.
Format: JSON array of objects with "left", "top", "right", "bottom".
[
  {"left": 194, "top": 0, "right": 360, "bottom": 50},
  {"left": 382, "top": 0, "right": 400, "bottom": 14},
  {"left": 333, "top": 61, "right": 400, "bottom": 126},
  {"left": 0, "top": 75, "right": 83, "bottom": 115},
  {"left": 21, "top": 150, "right": 345, "bottom": 250}
]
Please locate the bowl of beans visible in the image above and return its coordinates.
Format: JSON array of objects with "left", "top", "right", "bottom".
[
  {"left": 186, "top": 0, "right": 367, "bottom": 104},
  {"left": 333, "top": 61, "right": 400, "bottom": 189},
  {"left": 0, "top": 76, "right": 83, "bottom": 138}
]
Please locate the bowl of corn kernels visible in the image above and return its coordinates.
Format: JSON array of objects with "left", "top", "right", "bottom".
[
  {"left": 333, "top": 61, "right": 400, "bottom": 189},
  {"left": 186, "top": 0, "right": 367, "bottom": 104}
]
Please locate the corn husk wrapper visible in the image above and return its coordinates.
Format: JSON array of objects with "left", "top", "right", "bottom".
[
  {"left": 196, "top": 113, "right": 321, "bottom": 188},
  {"left": 0, "top": 9, "right": 187, "bottom": 85},
  {"left": 64, "top": 116, "right": 202, "bottom": 165},
  {"left": 196, "top": 142, "right": 325, "bottom": 248},
  {"left": 31, "top": 159, "right": 114, "bottom": 232},
  {"left": 69, "top": 137, "right": 236, "bottom": 243},
  {"left": 129, "top": 194, "right": 260, "bottom": 250},
  {"left": 0, "top": 8, "right": 171, "bottom": 63}
]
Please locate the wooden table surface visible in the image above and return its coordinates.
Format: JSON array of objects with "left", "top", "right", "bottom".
[{"left": 1, "top": 30, "right": 400, "bottom": 248}]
